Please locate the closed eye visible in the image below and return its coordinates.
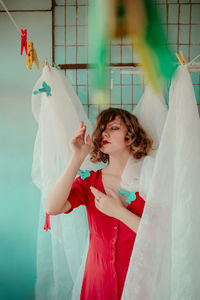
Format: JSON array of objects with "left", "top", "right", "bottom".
[{"left": 111, "top": 126, "right": 119, "bottom": 130}]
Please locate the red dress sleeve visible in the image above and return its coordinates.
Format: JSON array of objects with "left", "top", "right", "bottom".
[{"left": 64, "top": 175, "right": 88, "bottom": 214}]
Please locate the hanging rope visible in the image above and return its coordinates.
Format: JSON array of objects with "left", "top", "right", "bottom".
[{"left": 0, "top": 0, "right": 21, "bottom": 35}]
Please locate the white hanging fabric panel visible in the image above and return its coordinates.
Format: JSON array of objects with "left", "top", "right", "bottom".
[
  {"left": 122, "top": 66, "right": 200, "bottom": 300},
  {"left": 32, "top": 66, "right": 101, "bottom": 300},
  {"left": 121, "top": 84, "right": 168, "bottom": 197}
]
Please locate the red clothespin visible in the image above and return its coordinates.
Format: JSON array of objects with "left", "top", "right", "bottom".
[{"left": 21, "top": 28, "right": 27, "bottom": 56}]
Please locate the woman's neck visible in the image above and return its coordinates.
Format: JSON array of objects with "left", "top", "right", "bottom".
[{"left": 103, "top": 150, "right": 131, "bottom": 177}]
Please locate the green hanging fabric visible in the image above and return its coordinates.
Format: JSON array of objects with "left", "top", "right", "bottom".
[
  {"left": 88, "top": 0, "right": 177, "bottom": 102},
  {"left": 88, "top": 0, "right": 109, "bottom": 104},
  {"left": 135, "top": 0, "right": 177, "bottom": 90}
]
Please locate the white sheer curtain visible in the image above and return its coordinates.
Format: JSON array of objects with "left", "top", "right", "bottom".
[
  {"left": 32, "top": 66, "right": 99, "bottom": 299},
  {"left": 122, "top": 66, "right": 200, "bottom": 300}
]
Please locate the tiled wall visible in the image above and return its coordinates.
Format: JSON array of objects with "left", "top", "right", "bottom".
[{"left": 54, "top": 0, "right": 200, "bottom": 121}]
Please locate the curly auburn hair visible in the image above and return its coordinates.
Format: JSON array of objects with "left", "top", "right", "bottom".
[{"left": 90, "top": 107, "right": 155, "bottom": 163}]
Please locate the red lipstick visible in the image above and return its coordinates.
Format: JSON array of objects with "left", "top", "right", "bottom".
[{"left": 102, "top": 140, "right": 110, "bottom": 145}]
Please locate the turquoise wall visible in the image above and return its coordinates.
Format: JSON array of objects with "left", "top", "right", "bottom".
[
  {"left": 0, "top": 1, "right": 52, "bottom": 299},
  {"left": 0, "top": 1, "right": 199, "bottom": 300}
]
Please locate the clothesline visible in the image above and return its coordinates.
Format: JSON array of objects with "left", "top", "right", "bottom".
[
  {"left": 57, "top": 56, "right": 200, "bottom": 74},
  {"left": 188, "top": 54, "right": 200, "bottom": 66},
  {"left": 114, "top": 53, "right": 200, "bottom": 74},
  {"left": 119, "top": 63, "right": 200, "bottom": 74},
  {"left": 0, "top": 0, "right": 21, "bottom": 35}
]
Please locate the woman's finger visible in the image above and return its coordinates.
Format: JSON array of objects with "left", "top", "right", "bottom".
[
  {"left": 95, "top": 197, "right": 100, "bottom": 204},
  {"left": 74, "top": 127, "right": 86, "bottom": 139},
  {"left": 106, "top": 187, "right": 118, "bottom": 199},
  {"left": 90, "top": 187, "right": 105, "bottom": 199},
  {"left": 71, "top": 132, "right": 85, "bottom": 143},
  {"left": 75, "top": 127, "right": 85, "bottom": 135},
  {"left": 76, "top": 128, "right": 86, "bottom": 136},
  {"left": 82, "top": 126, "right": 86, "bottom": 140},
  {"left": 72, "top": 134, "right": 84, "bottom": 141},
  {"left": 94, "top": 199, "right": 100, "bottom": 210},
  {"left": 90, "top": 187, "right": 98, "bottom": 197},
  {"left": 78, "top": 125, "right": 86, "bottom": 139},
  {"left": 86, "top": 134, "right": 91, "bottom": 145}
]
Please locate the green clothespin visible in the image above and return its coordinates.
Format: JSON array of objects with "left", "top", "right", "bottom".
[
  {"left": 78, "top": 169, "right": 91, "bottom": 180},
  {"left": 118, "top": 188, "right": 136, "bottom": 205},
  {"left": 33, "top": 81, "right": 51, "bottom": 96},
  {"left": 53, "top": 62, "right": 59, "bottom": 69}
]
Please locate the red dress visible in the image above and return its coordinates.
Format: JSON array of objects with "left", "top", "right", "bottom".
[{"left": 64, "top": 169, "right": 145, "bottom": 300}]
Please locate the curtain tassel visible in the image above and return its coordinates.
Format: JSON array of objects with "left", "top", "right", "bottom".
[{"left": 44, "top": 212, "right": 51, "bottom": 231}]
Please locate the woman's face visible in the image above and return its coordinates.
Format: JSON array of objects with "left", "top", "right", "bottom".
[{"left": 100, "top": 116, "right": 130, "bottom": 155}]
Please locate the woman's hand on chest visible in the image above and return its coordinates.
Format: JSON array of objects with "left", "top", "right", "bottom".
[
  {"left": 90, "top": 185, "right": 127, "bottom": 219},
  {"left": 102, "top": 173, "right": 128, "bottom": 208}
]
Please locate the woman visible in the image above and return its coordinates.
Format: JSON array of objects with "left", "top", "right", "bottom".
[{"left": 46, "top": 107, "right": 153, "bottom": 299}]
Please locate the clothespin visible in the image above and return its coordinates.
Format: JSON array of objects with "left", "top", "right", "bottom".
[
  {"left": 26, "top": 41, "right": 39, "bottom": 70},
  {"left": 118, "top": 188, "right": 136, "bottom": 205},
  {"left": 43, "top": 58, "right": 51, "bottom": 72},
  {"left": 53, "top": 62, "right": 60, "bottom": 69},
  {"left": 33, "top": 81, "right": 52, "bottom": 96},
  {"left": 78, "top": 169, "right": 91, "bottom": 180},
  {"left": 179, "top": 50, "right": 187, "bottom": 65},
  {"left": 20, "top": 28, "right": 27, "bottom": 56},
  {"left": 26, "top": 41, "right": 33, "bottom": 69},
  {"left": 176, "top": 52, "right": 184, "bottom": 66},
  {"left": 176, "top": 50, "right": 190, "bottom": 72},
  {"left": 33, "top": 47, "right": 39, "bottom": 69}
]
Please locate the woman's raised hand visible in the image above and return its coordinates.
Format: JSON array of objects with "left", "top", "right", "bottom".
[{"left": 70, "top": 121, "right": 91, "bottom": 159}]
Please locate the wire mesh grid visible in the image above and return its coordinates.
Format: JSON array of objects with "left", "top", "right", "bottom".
[{"left": 53, "top": 0, "right": 200, "bottom": 120}]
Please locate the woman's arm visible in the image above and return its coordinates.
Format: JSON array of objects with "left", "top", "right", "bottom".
[
  {"left": 46, "top": 121, "right": 91, "bottom": 215},
  {"left": 46, "top": 154, "right": 85, "bottom": 215},
  {"left": 117, "top": 207, "right": 141, "bottom": 233}
]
